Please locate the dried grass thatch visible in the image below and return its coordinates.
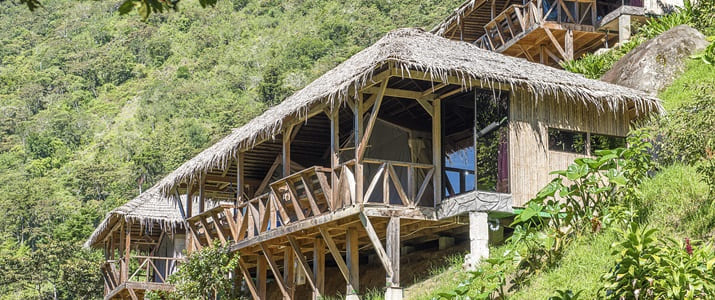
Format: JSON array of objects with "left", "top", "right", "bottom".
[
  {"left": 157, "top": 27, "right": 662, "bottom": 195},
  {"left": 84, "top": 186, "right": 184, "bottom": 248},
  {"left": 430, "top": 0, "right": 481, "bottom": 36}
]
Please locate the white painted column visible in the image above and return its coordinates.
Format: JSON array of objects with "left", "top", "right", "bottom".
[
  {"left": 618, "top": 14, "right": 632, "bottom": 44},
  {"left": 465, "top": 211, "right": 489, "bottom": 270}
]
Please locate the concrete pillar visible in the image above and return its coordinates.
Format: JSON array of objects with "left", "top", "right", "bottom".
[
  {"left": 618, "top": 14, "right": 631, "bottom": 44},
  {"left": 385, "top": 287, "right": 404, "bottom": 300},
  {"left": 465, "top": 211, "right": 489, "bottom": 270}
]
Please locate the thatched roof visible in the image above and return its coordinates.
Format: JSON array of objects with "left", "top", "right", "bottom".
[
  {"left": 156, "top": 27, "right": 662, "bottom": 195},
  {"left": 84, "top": 186, "right": 185, "bottom": 248},
  {"left": 430, "top": 0, "right": 481, "bottom": 37}
]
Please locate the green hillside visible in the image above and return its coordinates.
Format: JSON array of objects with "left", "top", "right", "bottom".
[{"left": 0, "top": 1, "right": 462, "bottom": 298}]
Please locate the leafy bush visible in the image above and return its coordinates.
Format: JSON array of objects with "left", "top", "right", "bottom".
[
  {"left": 148, "top": 243, "right": 240, "bottom": 300},
  {"left": 601, "top": 223, "right": 715, "bottom": 299},
  {"left": 561, "top": 39, "right": 642, "bottom": 79}
]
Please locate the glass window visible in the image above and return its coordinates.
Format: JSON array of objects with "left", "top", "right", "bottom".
[
  {"left": 590, "top": 133, "right": 626, "bottom": 152},
  {"left": 548, "top": 128, "right": 587, "bottom": 154}
]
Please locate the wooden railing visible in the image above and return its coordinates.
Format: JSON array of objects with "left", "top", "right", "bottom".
[
  {"left": 102, "top": 256, "right": 183, "bottom": 293},
  {"left": 480, "top": 1, "right": 539, "bottom": 50},
  {"left": 444, "top": 166, "right": 475, "bottom": 197},
  {"left": 187, "top": 166, "right": 337, "bottom": 249},
  {"left": 476, "top": 0, "right": 597, "bottom": 51},
  {"left": 362, "top": 159, "right": 434, "bottom": 207}
]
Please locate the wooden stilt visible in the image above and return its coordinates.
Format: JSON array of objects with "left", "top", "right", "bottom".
[
  {"left": 283, "top": 249, "right": 295, "bottom": 300},
  {"left": 432, "top": 98, "right": 442, "bottom": 207},
  {"left": 257, "top": 255, "right": 267, "bottom": 300},
  {"left": 385, "top": 217, "right": 402, "bottom": 300},
  {"left": 346, "top": 227, "right": 360, "bottom": 299},
  {"left": 313, "top": 238, "right": 325, "bottom": 300}
]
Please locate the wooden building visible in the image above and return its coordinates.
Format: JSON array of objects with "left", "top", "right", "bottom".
[
  {"left": 85, "top": 187, "right": 187, "bottom": 299},
  {"left": 128, "top": 28, "right": 662, "bottom": 299},
  {"left": 432, "top": 0, "right": 684, "bottom": 67}
]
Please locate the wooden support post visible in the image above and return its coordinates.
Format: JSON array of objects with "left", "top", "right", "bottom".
[
  {"left": 540, "top": 44, "right": 547, "bottom": 65},
  {"left": 237, "top": 152, "right": 245, "bottom": 205},
  {"left": 346, "top": 227, "right": 360, "bottom": 300},
  {"left": 313, "top": 238, "right": 325, "bottom": 300},
  {"left": 354, "top": 93, "right": 365, "bottom": 205},
  {"left": 283, "top": 126, "right": 294, "bottom": 178},
  {"left": 284, "top": 249, "right": 295, "bottom": 299},
  {"left": 199, "top": 175, "right": 205, "bottom": 214},
  {"left": 358, "top": 213, "right": 392, "bottom": 278},
  {"left": 123, "top": 221, "right": 130, "bottom": 283},
  {"left": 238, "top": 258, "right": 260, "bottom": 300},
  {"left": 318, "top": 226, "right": 351, "bottom": 288},
  {"left": 330, "top": 109, "right": 339, "bottom": 209},
  {"left": 565, "top": 29, "right": 574, "bottom": 61},
  {"left": 287, "top": 236, "right": 319, "bottom": 297},
  {"left": 259, "top": 243, "right": 290, "bottom": 299},
  {"left": 257, "top": 255, "right": 267, "bottom": 300},
  {"left": 118, "top": 220, "right": 126, "bottom": 282},
  {"left": 385, "top": 217, "right": 402, "bottom": 300},
  {"left": 432, "top": 98, "right": 442, "bottom": 207}
]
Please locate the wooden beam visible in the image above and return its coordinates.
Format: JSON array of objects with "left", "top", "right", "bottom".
[
  {"left": 318, "top": 226, "right": 351, "bottom": 284},
  {"left": 357, "top": 78, "right": 389, "bottom": 161},
  {"left": 257, "top": 256, "right": 267, "bottom": 300},
  {"left": 283, "top": 125, "right": 294, "bottom": 178},
  {"left": 255, "top": 155, "right": 281, "bottom": 196},
  {"left": 358, "top": 213, "right": 393, "bottom": 277},
  {"left": 329, "top": 108, "right": 339, "bottom": 211},
  {"left": 283, "top": 249, "right": 295, "bottom": 299},
  {"left": 198, "top": 175, "right": 206, "bottom": 214},
  {"left": 543, "top": 27, "right": 567, "bottom": 59},
  {"left": 346, "top": 226, "right": 359, "bottom": 298},
  {"left": 259, "top": 243, "right": 290, "bottom": 299},
  {"left": 386, "top": 217, "right": 400, "bottom": 288},
  {"left": 432, "top": 98, "right": 442, "bottom": 207},
  {"left": 564, "top": 29, "right": 574, "bottom": 61},
  {"left": 237, "top": 152, "right": 245, "bottom": 202},
  {"left": 238, "top": 258, "right": 260, "bottom": 300},
  {"left": 313, "top": 238, "right": 325, "bottom": 300},
  {"left": 287, "top": 236, "right": 319, "bottom": 296}
]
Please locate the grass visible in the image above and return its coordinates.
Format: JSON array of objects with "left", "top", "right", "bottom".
[
  {"left": 405, "top": 253, "right": 469, "bottom": 300},
  {"left": 509, "top": 230, "right": 619, "bottom": 299},
  {"left": 640, "top": 164, "right": 713, "bottom": 238},
  {"left": 657, "top": 58, "right": 715, "bottom": 111}
]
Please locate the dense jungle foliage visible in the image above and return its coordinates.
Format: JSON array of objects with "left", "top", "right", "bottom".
[{"left": 0, "top": 0, "right": 464, "bottom": 298}]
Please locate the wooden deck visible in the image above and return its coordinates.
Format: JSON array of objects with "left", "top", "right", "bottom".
[{"left": 104, "top": 282, "right": 174, "bottom": 300}]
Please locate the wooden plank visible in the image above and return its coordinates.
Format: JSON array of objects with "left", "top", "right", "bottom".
[
  {"left": 270, "top": 189, "right": 292, "bottom": 225},
  {"left": 313, "top": 238, "right": 325, "bottom": 300},
  {"left": 284, "top": 181, "right": 306, "bottom": 221},
  {"left": 238, "top": 258, "right": 260, "bottom": 300},
  {"left": 357, "top": 78, "right": 389, "bottom": 161},
  {"left": 565, "top": 29, "right": 574, "bottom": 60},
  {"left": 416, "top": 168, "right": 434, "bottom": 206},
  {"left": 255, "top": 155, "right": 281, "bottom": 196},
  {"left": 383, "top": 164, "right": 390, "bottom": 204},
  {"left": 259, "top": 243, "right": 290, "bottom": 299},
  {"left": 346, "top": 227, "right": 359, "bottom": 297},
  {"left": 300, "top": 174, "right": 322, "bottom": 216},
  {"left": 210, "top": 212, "right": 227, "bottom": 245},
  {"left": 237, "top": 208, "right": 249, "bottom": 240},
  {"left": 198, "top": 175, "right": 205, "bottom": 213},
  {"left": 287, "top": 236, "right": 319, "bottom": 296},
  {"left": 387, "top": 164, "right": 410, "bottom": 206},
  {"left": 363, "top": 163, "right": 386, "bottom": 203},
  {"left": 358, "top": 213, "right": 393, "bottom": 278},
  {"left": 386, "top": 217, "right": 400, "bottom": 287},
  {"left": 123, "top": 221, "right": 130, "bottom": 283},
  {"left": 316, "top": 171, "right": 333, "bottom": 211},
  {"left": 237, "top": 151, "right": 245, "bottom": 202},
  {"left": 432, "top": 98, "right": 442, "bottom": 207},
  {"left": 283, "top": 249, "right": 295, "bottom": 299},
  {"left": 198, "top": 216, "right": 214, "bottom": 245},
  {"left": 543, "top": 27, "right": 567, "bottom": 59},
  {"left": 257, "top": 256, "right": 267, "bottom": 300},
  {"left": 415, "top": 98, "right": 434, "bottom": 117},
  {"left": 318, "top": 226, "right": 351, "bottom": 284}
]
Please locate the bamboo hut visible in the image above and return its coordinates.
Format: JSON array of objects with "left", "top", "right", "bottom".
[
  {"left": 134, "top": 28, "right": 662, "bottom": 300},
  {"left": 85, "top": 186, "right": 187, "bottom": 299}
]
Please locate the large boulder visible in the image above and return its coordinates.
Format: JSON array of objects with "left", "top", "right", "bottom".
[{"left": 601, "top": 25, "right": 709, "bottom": 95}]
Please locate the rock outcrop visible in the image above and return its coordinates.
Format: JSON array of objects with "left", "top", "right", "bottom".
[{"left": 601, "top": 25, "right": 709, "bottom": 95}]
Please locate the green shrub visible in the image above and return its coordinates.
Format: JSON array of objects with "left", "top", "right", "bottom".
[{"left": 601, "top": 223, "right": 715, "bottom": 299}]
